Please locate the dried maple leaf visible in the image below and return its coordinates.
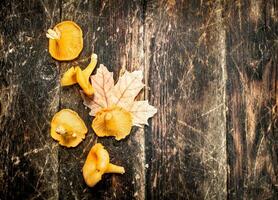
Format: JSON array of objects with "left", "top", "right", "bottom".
[
  {"left": 128, "top": 100, "right": 157, "bottom": 127},
  {"left": 82, "top": 65, "right": 157, "bottom": 139},
  {"left": 91, "top": 64, "right": 114, "bottom": 108},
  {"left": 82, "top": 64, "right": 114, "bottom": 116},
  {"left": 111, "top": 70, "right": 144, "bottom": 108}
]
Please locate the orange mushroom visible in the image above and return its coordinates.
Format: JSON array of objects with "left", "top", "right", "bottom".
[
  {"left": 50, "top": 109, "right": 87, "bottom": 147},
  {"left": 61, "top": 53, "right": 97, "bottom": 96},
  {"left": 83, "top": 143, "right": 125, "bottom": 187},
  {"left": 60, "top": 66, "right": 77, "bottom": 86},
  {"left": 92, "top": 106, "right": 133, "bottom": 140},
  {"left": 46, "top": 21, "right": 83, "bottom": 61}
]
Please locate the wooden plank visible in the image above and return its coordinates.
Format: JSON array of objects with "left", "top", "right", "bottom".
[
  {"left": 0, "top": 0, "right": 60, "bottom": 199},
  {"left": 58, "top": 0, "right": 146, "bottom": 199},
  {"left": 1, "top": 1, "right": 276, "bottom": 199},
  {"left": 144, "top": 0, "right": 227, "bottom": 199},
  {"left": 225, "top": 0, "right": 278, "bottom": 199}
]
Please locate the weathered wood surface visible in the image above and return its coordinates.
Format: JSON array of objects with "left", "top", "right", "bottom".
[
  {"left": 0, "top": 0, "right": 277, "bottom": 200},
  {"left": 144, "top": 1, "right": 227, "bottom": 199},
  {"left": 0, "top": 0, "right": 60, "bottom": 199},
  {"left": 225, "top": 1, "right": 278, "bottom": 199}
]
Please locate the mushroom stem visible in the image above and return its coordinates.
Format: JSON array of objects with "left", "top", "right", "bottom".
[
  {"left": 56, "top": 125, "right": 66, "bottom": 135},
  {"left": 83, "top": 53, "right": 98, "bottom": 78},
  {"left": 46, "top": 28, "right": 61, "bottom": 40},
  {"left": 105, "top": 163, "right": 125, "bottom": 174},
  {"left": 56, "top": 125, "right": 77, "bottom": 138},
  {"left": 104, "top": 113, "right": 113, "bottom": 121}
]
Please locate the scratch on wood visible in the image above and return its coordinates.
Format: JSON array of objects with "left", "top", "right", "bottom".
[
  {"left": 0, "top": 85, "right": 19, "bottom": 131},
  {"left": 201, "top": 103, "right": 224, "bottom": 117},
  {"left": 178, "top": 120, "right": 204, "bottom": 135}
]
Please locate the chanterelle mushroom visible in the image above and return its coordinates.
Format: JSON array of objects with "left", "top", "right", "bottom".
[
  {"left": 46, "top": 21, "right": 83, "bottom": 61},
  {"left": 92, "top": 106, "right": 133, "bottom": 140},
  {"left": 61, "top": 53, "right": 97, "bottom": 96},
  {"left": 50, "top": 109, "right": 87, "bottom": 147},
  {"left": 83, "top": 143, "right": 125, "bottom": 187}
]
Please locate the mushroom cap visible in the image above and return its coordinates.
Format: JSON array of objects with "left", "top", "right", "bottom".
[
  {"left": 50, "top": 109, "right": 87, "bottom": 147},
  {"left": 92, "top": 106, "right": 132, "bottom": 140},
  {"left": 82, "top": 143, "right": 109, "bottom": 187},
  {"left": 82, "top": 143, "right": 125, "bottom": 187},
  {"left": 60, "top": 66, "right": 77, "bottom": 86},
  {"left": 48, "top": 21, "right": 83, "bottom": 61}
]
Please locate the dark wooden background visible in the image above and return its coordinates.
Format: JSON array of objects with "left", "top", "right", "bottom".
[{"left": 0, "top": 0, "right": 277, "bottom": 199}]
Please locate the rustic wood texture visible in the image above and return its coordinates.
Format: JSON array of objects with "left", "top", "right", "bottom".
[
  {"left": 225, "top": 0, "right": 278, "bottom": 199},
  {"left": 0, "top": 0, "right": 60, "bottom": 199},
  {"left": 144, "top": 0, "right": 227, "bottom": 199},
  {"left": 0, "top": 0, "right": 277, "bottom": 199}
]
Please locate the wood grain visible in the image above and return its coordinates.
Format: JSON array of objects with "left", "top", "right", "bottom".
[
  {"left": 0, "top": 0, "right": 277, "bottom": 199},
  {"left": 144, "top": 0, "right": 227, "bottom": 199},
  {"left": 225, "top": 0, "right": 278, "bottom": 199},
  {"left": 0, "top": 0, "right": 60, "bottom": 199}
]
